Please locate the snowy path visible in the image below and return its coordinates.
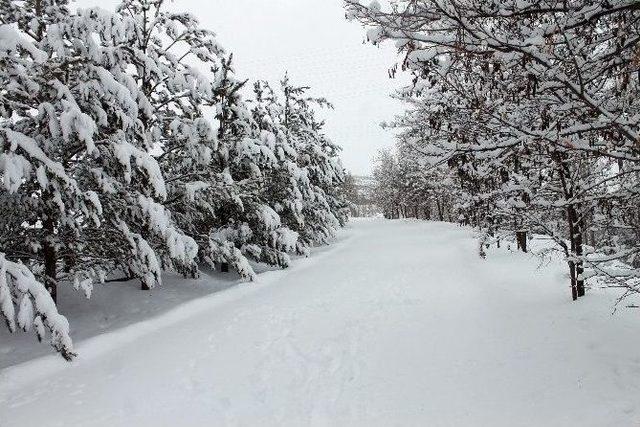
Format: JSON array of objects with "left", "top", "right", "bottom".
[{"left": 1, "top": 219, "right": 640, "bottom": 426}]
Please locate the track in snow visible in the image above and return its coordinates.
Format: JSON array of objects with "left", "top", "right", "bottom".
[{"left": 1, "top": 219, "right": 639, "bottom": 426}]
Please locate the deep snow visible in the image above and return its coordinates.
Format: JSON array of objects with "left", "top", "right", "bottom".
[
  {"left": 1, "top": 219, "right": 639, "bottom": 426},
  {"left": 0, "top": 262, "right": 281, "bottom": 370}
]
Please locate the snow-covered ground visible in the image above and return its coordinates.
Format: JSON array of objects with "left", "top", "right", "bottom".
[
  {"left": 0, "top": 260, "right": 284, "bottom": 370},
  {"left": 1, "top": 219, "right": 639, "bottom": 426}
]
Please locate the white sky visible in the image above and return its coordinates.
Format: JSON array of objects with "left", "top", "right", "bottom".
[{"left": 75, "top": 0, "right": 407, "bottom": 175}]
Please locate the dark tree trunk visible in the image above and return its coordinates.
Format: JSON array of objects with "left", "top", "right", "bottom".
[
  {"left": 63, "top": 254, "right": 76, "bottom": 273},
  {"left": 566, "top": 204, "right": 586, "bottom": 298},
  {"left": 436, "top": 199, "right": 444, "bottom": 221},
  {"left": 43, "top": 214, "right": 57, "bottom": 304},
  {"left": 516, "top": 231, "right": 527, "bottom": 253},
  {"left": 576, "top": 245, "right": 585, "bottom": 297},
  {"left": 554, "top": 152, "right": 585, "bottom": 301},
  {"left": 568, "top": 260, "right": 578, "bottom": 301},
  {"left": 220, "top": 262, "right": 229, "bottom": 273}
]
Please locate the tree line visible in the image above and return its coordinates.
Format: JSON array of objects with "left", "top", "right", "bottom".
[
  {"left": 348, "top": 0, "right": 640, "bottom": 302},
  {"left": 0, "top": 0, "right": 349, "bottom": 359}
]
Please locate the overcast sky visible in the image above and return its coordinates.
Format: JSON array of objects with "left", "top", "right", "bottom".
[{"left": 76, "top": 0, "right": 406, "bottom": 175}]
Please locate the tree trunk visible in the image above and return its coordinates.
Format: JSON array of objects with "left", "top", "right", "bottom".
[
  {"left": 568, "top": 260, "right": 578, "bottom": 301},
  {"left": 574, "top": 222, "right": 585, "bottom": 298},
  {"left": 566, "top": 204, "right": 585, "bottom": 298},
  {"left": 554, "top": 152, "right": 585, "bottom": 301},
  {"left": 220, "top": 262, "right": 229, "bottom": 273},
  {"left": 43, "top": 214, "right": 57, "bottom": 304},
  {"left": 436, "top": 199, "right": 444, "bottom": 221},
  {"left": 516, "top": 231, "right": 527, "bottom": 253},
  {"left": 140, "top": 263, "right": 150, "bottom": 290}
]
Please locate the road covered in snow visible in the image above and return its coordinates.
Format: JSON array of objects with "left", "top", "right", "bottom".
[{"left": 1, "top": 219, "right": 639, "bottom": 426}]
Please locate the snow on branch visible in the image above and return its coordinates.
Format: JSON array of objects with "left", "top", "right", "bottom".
[{"left": 0, "top": 254, "right": 75, "bottom": 360}]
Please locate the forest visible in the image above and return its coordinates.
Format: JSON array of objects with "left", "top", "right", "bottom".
[
  {"left": 0, "top": 0, "right": 349, "bottom": 359},
  {"left": 351, "top": 0, "right": 640, "bottom": 303}
]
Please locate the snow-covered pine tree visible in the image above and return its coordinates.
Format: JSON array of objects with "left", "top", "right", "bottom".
[
  {"left": 113, "top": 0, "right": 303, "bottom": 280},
  {"left": 191, "top": 56, "right": 263, "bottom": 279},
  {"left": 0, "top": 1, "right": 128, "bottom": 356},
  {"left": 0, "top": 0, "right": 199, "bottom": 355},
  {"left": 247, "top": 80, "right": 309, "bottom": 260},
  {"left": 242, "top": 76, "right": 351, "bottom": 261},
  {"left": 277, "top": 75, "right": 349, "bottom": 247},
  {"left": 0, "top": 21, "right": 76, "bottom": 355},
  {"left": 109, "top": 0, "right": 245, "bottom": 284}
]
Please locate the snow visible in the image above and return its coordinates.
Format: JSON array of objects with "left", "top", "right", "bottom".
[
  {"left": 137, "top": 195, "right": 198, "bottom": 264},
  {"left": 0, "top": 254, "right": 74, "bottom": 360},
  {"left": 59, "top": 102, "right": 98, "bottom": 154},
  {"left": 4, "top": 129, "right": 76, "bottom": 190},
  {"left": 112, "top": 140, "right": 167, "bottom": 198},
  {"left": 1, "top": 219, "right": 640, "bottom": 426},
  {"left": 184, "top": 181, "right": 210, "bottom": 201},
  {"left": 0, "top": 152, "right": 31, "bottom": 193},
  {"left": 0, "top": 24, "right": 47, "bottom": 63},
  {"left": 117, "top": 221, "right": 163, "bottom": 289}
]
